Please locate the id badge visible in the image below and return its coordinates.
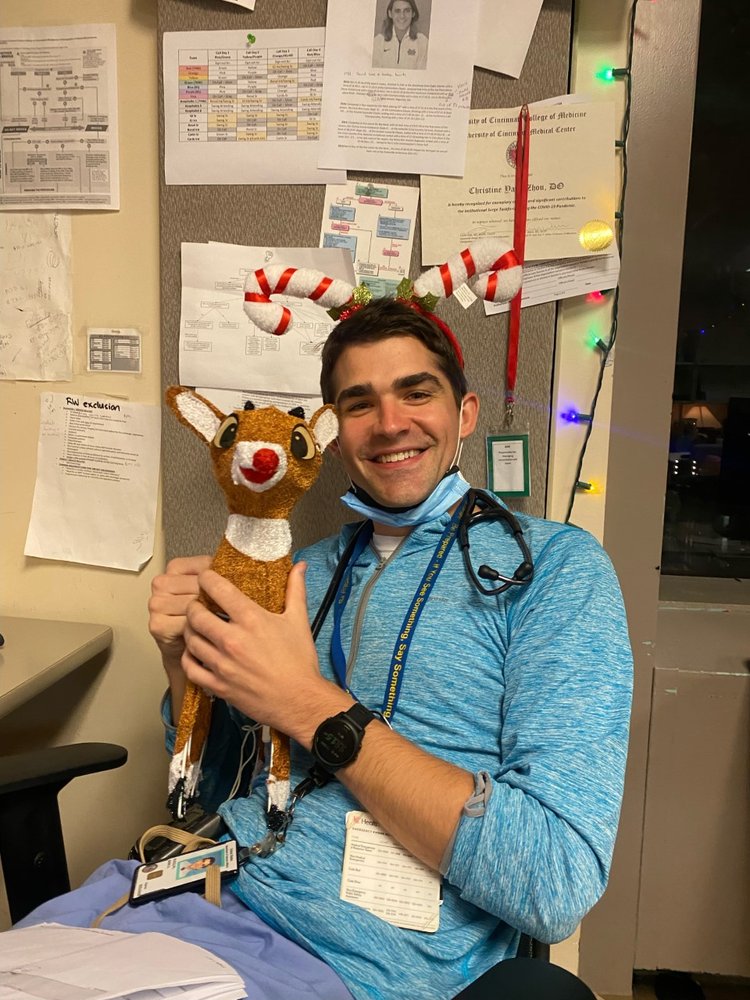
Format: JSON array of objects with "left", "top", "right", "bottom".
[{"left": 129, "top": 840, "right": 239, "bottom": 905}]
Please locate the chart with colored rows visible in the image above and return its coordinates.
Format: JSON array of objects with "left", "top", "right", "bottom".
[{"left": 178, "top": 45, "right": 323, "bottom": 143}]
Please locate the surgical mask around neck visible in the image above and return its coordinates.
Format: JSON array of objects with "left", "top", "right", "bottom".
[{"left": 340, "top": 469, "right": 471, "bottom": 528}]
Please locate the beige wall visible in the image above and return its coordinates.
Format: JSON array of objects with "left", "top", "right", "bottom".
[
  {"left": 580, "top": 1, "right": 703, "bottom": 994},
  {"left": 547, "top": 1, "right": 632, "bottom": 534},
  {"left": 544, "top": 2, "right": 633, "bottom": 976},
  {"left": 0, "top": 0, "right": 165, "bottom": 925}
]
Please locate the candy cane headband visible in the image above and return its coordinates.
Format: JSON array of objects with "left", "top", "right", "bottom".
[{"left": 243, "top": 238, "right": 522, "bottom": 366}]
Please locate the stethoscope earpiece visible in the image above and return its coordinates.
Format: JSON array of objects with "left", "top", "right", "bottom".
[{"left": 515, "top": 561, "right": 534, "bottom": 582}]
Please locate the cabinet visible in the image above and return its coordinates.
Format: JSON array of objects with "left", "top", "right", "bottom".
[{"left": 635, "top": 590, "right": 750, "bottom": 974}]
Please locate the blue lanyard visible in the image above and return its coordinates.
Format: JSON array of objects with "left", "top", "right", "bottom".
[{"left": 329, "top": 496, "right": 469, "bottom": 723}]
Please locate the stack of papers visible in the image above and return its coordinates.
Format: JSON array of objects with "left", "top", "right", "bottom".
[{"left": 0, "top": 923, "right": 246, "bottom": 1000}]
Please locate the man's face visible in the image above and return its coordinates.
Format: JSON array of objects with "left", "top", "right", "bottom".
[{"left": 330, "top": 336, "right": 478, "bottom": 511}]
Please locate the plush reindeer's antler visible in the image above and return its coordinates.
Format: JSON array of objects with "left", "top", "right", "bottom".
[
  {"left": 165, "top": 388, "right": 338, "bottom": 821},
  {"left": 242, "top": 238, "right": 522, "bottom": 345}
]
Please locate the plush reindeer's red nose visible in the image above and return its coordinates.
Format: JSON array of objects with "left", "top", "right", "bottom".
[{"left": 240, "top": 447, "right": 279, "bottom": 484}]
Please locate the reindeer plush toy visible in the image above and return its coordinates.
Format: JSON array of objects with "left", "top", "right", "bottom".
[{"left": 165, "top": 390, "right": 338, "bottom": 828}]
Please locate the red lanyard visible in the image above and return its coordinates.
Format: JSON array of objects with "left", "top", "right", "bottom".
[{"left": 506, "top": 104, "right": 530, "bottom": 426}]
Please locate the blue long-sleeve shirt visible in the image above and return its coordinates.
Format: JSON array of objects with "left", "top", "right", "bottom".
[{"left": 170, "top": 508, "right": 633, "bottom": 1000}]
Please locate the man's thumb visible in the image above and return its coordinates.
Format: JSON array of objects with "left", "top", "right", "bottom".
[{"left": 284, "top": 561, "right": 308, "bottom": 613}]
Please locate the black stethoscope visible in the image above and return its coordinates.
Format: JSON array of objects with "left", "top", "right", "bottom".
[
  {"left": 458, "top": 488, "right": 534, "bottom": 595},
  {"left": 311, "top": 487, "right": 534, "bottom": 639}
]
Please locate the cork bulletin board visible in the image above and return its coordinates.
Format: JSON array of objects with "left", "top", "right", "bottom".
[{"left": 158, "top": 0, "right": 573, "bottom": 559}]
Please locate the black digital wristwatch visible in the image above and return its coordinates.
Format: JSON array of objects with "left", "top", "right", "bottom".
[{"left": 311, "top": 702, "right": 377, "bottom": 772}]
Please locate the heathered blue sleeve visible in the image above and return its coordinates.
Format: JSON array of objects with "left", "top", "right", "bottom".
[{"left": 445, "top": 526, "right": 633, "bottom": 943}]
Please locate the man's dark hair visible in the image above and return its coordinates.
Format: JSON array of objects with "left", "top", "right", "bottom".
[{"left": 320, "top": 298, "right": 467, "bottom": 406}]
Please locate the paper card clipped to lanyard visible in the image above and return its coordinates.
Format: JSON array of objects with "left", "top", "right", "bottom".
[
  {"left": 340, "top": 812, "right": 441, "bottom": 933},
  {"left": 486, "top": 432, "right": 531, "bottom": 498}
]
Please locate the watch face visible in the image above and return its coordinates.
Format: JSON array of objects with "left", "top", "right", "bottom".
[{"left": 314, "top": 717, "right": 357, "bottom": 768}]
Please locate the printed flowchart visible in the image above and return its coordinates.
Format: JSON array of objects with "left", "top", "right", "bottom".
[
  {"left": 321, "top": 181, "right": 420, "bottom": 297},
  {"left": 0, "top": 23, "right": 119, "bottom": 208}
]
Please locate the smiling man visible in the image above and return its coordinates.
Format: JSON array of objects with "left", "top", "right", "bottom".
[
  {"left": 324, "top": 307, "right": 477, "bottom": 522},
  {"left": 141, "top": 298, "right": 633, "bottom": 998},
  {"left": 18, "top": 299, "right": 631, "bottom": 1000}
]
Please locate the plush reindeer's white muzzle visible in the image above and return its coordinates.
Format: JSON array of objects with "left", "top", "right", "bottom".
[{"left": 231, "top": 441, "right": 288, "bottom": 492}]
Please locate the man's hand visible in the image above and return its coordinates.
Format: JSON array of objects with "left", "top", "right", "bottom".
[
  {"left": 181, "top": 561, "right": 473, "bottom": 872},
  {"left": 149, "top": 555, "right": 212, "bottom": 698},
  {"left": 181, "top": 562, "right": 349, "bottom": 739}
]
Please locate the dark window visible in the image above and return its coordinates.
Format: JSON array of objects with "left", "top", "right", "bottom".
[{"left": 661, "top": 0, "right": 750, "bottom": 578}]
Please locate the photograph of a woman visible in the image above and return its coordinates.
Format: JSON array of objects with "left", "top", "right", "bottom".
[
  {"left": 175, "top": 850, "right": 223, "bottom": 880},
  {"left": 372, "top": 0, "right": 430, "bottom": 70}
]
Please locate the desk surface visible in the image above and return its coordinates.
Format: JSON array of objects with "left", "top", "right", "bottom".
[{"left": 0, "top": 617, "right": 113, "bottom": 721}]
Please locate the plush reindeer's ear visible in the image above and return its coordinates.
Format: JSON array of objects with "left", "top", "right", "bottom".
[
  {"left": 165, "top": 386, "right": 225, "bottom": 443},
  {"left": 309, "top": 404, "right": 338, "bottom": 452}
]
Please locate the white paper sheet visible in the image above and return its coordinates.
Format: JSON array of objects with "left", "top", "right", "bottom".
[
  {"left": 179, "top": 243, "right": 355, "bottom": 395},
  {"left": 475, "top": 0, "right": 544, "bottom": 78},
  {"left": 318, "top": 0, "right": 479, "bottom": 176},
  {"left": 483, "top": 249, "right": 621, "bottom": 315},
  {"left": 320, "top": 179, "right": 419, "bottom": 296},
  {"left": 0, "top": 24, "right": 119, "bottom": 210},
  {"left": 0, "top": 923, "right": 245, "bottom": 1000},
  {"left": 0, "top": 212, "right": 72, "bottom": 380},
  {"left": 24, "top": 394, "right": 161, "bottom": 572},
  {"left": 421, "top": 99, "right": 616, "bottom": 263},
  {"left": 163, "top": 28, "right": 345, "bottom": 185},
  {"left": 197, "top": 386, "right": 324, "bottom": 421}
]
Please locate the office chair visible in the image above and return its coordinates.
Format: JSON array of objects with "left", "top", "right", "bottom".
[{"left": 0, "top": 742, "right": 128, "bottom": 924}]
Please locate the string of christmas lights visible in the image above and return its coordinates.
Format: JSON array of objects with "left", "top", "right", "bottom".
[{"left": 563, "top": 0, "right": 640, "bottom": 523}]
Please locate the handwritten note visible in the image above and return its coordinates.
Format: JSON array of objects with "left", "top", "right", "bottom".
[{"left": 0, "top": 213, "right": 73, "bottom": 381}]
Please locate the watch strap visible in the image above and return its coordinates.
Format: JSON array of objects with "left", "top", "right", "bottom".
[
  {"left": 345, "top": 701, "right": 377, "bottom": 732},
  {"left": 307, "top": 762, "right": 335, "bottom": 788}
]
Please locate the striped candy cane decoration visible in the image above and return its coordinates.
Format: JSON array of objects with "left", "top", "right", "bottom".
[
  {"left": 413, "top": 238, "right": 522, "bottom": 304},
  {"left": 244, "top": 266, "right": 354, "bottom": 335},
  {"left": 242, "top": 239, "right": 522, "bottom": 337}
]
